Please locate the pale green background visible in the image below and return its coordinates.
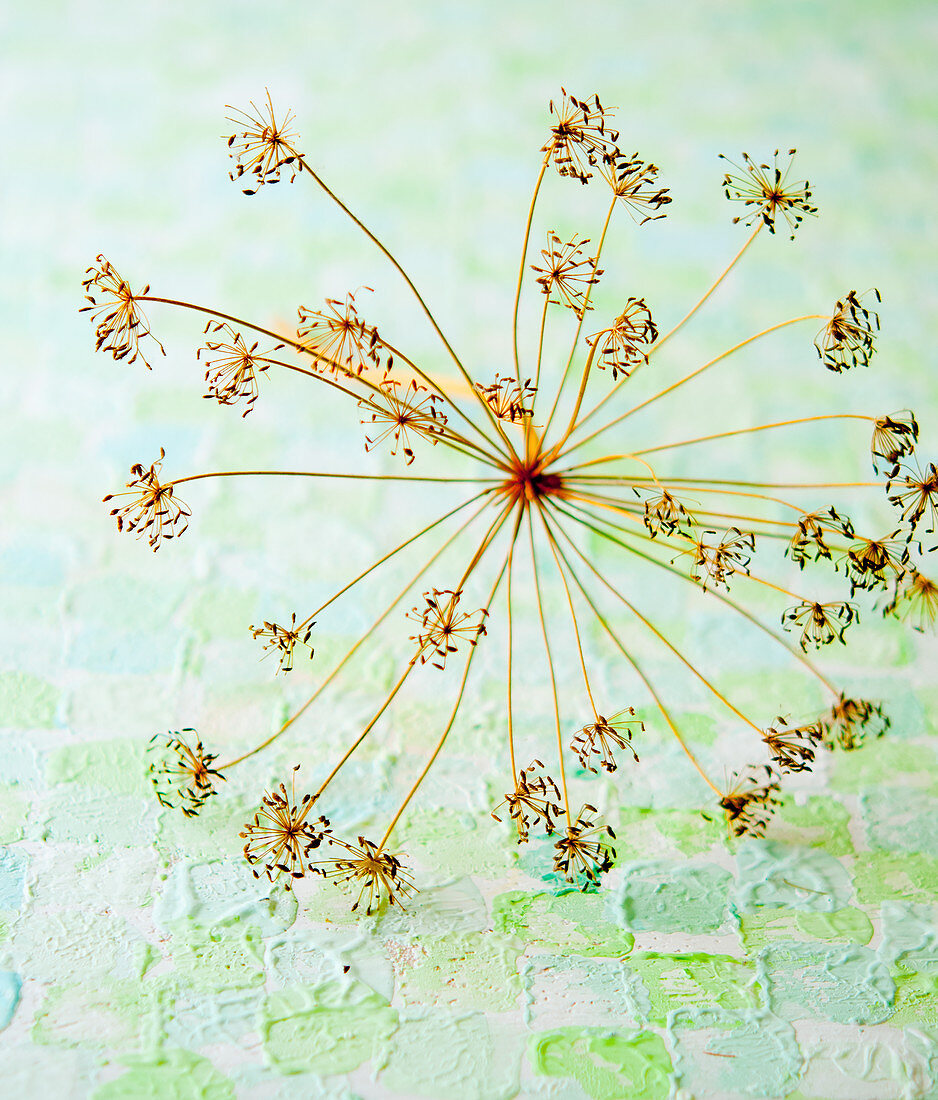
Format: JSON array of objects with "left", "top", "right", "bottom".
[{"left": 2, "top": 2, "right": 938, "bottom": 1097}]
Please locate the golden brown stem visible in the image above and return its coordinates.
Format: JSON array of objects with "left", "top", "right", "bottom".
[
  {"left": 631, "top": 413, "right": 876, "bottom": 458},
  {"left": 514, "top": 155, "right": 551, "bottom": 388}
]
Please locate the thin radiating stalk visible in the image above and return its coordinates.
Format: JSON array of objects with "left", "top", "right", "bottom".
[
  {"left": 560, "top": 313, "right": 826, "bottom": 462},
  {"left": 544, "top": 516, "right": 722, "bottom": 796},
  {"left": 527, "top": 508, "right": 572, "bottom": 828},
  {"left": 218, "top": 495, "right": 496, "bottom": 769},
  {"left": 513, "top": 155, "right": 551, "bottom": 388},
  {"left": 631, "top": 413, "right": 875, "bottom": 458},
  {"left": 377, "top": 504, "right": 525, "bottom": 851},
  {"left": 169, "top": 470, "right": 499, "bottom": 490}
]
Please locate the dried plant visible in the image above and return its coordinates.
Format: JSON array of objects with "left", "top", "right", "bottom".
[{"left": 87, "top": 88, "right": 934, "bottom": 912}]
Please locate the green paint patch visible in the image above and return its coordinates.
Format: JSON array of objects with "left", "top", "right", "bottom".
[
  {"left": 853, "top": 849, "right": 938, "bottom": 906},
  {"left": 261, "top": 980, "right": 397, "bottom": 1075},
  {"left": 168, "top": 924, "right": 264, "bottom": 992},
  {"left": 398, "top": 931, "right": 523, "bottom": 1012},
  {"left": 760, "top": 942, "right": 894, "bottom": 1024},
  {"left": 92, "top": 1049, "right": 234, "bottom": 1099},
  {"left": 776, "top": 796, "right": 853, "bottom": 857},
  {"left": 492, "top": 890, "right": 633, "bottom": 958},
  {"left": 862, "top": 788, "right": 938, "bottom": 858},
  {"left": 47, "top": 739, "right": 147, "bottom": 797},
  {"left": 626, "top": 953, "right": 760, "bottom": 1025},
  {"left": 0, "top": 788, "right": 27, "bottom": 844},
  {"left": 32, "top": 978, "right": 163, "bottom": 1054},
  {"left": 379, "top": 1010, "right": 520, "bottom": 1099},
  {"left": 617, "top": 861, "right": 732, "bottom": 933},
  {"left": 795, "top": 907, "right": 873, "bottom": 945},
  {"left": 613, "top": 807, "right": 722, "bottom": 860},
  {"left": 735, "top": 840, "right": 853, "bottom": 912},
  {"left": 0, "top": 671, "right": 59, "bottom": 728},
  {"left": 530, "top": 1027, "right": 672, "bottom": 1100},
  {"left": 408, "top": 807, "right": 510, "bottom": 879},
  {"left": 831, "top": 741, "right": 937, "bottom": 794},
  {"left": 738, "top": 908, "right": 804, "bottom": 952},
  {"left": 187, "top": 587, "right": 259, "bottom": 640}
]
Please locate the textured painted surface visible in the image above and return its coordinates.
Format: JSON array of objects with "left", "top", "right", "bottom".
[{"left": 4, "top": 1, "right": 938, "bottom": 1097}]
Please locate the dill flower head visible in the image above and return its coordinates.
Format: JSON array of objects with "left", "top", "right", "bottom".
[
  {"left": 871, "top": 411, "right": 919, "bottom": 474},
  {"left": 317, "top": 836, "right": 416, "bottom": 914},
  {"left": 491, "top": 759, "right": 563, "bottom": 843},
  {"left": 531, "top": 232, "right": 602, "bottom": 319},
  {"left": 781, "top": 599, "right": 859, "bottom": 652},
  {"left": 407, "top": 588, "right": 488, "bottom": 670},
  {"left": 552, "top": 804, "right": 616, "bottom": 889},
  {"left": 240, "top": 767, "right": 326, "bottom": 889},
  {"left": 787, "top": 507, "right": 854, "bottom": 569},
  {"left": 762, "top": 718, "right": 823, "bottom": 775},
  {"left": 815, "top": 289, "right": 881, "bottom": 373},
  {"left": 297, "top": 291, "right": 382, "bottom": 376},
  {"left": 148, "top": 730, "right": 224, "bottom": 817},
  {"left": 641, "top": 488, "right": 693, "bottom": 539},
  {"left": 720, "top": 149, "right": 817, "bottom": 239},
  {"left": 542, "top": 89, "right": 620, "bottom": 184},
  {"left": 840, "top": 533, "right": 909, "bottom": 595},
  {"left": 720, "top": 766, "right": 782, "bottom": 837},
  {"left": 102, "top": 448, "right": 190, "bottom": 551},
  {"left": 198, "top": 321, "right": 282, "bottom": 416},
  {"left": 475, "top": 375, "right": 536, "bottom": 424},
  {"left": 589, "top": 298, "right": 658, "bottom": 381},
  {"left": 883, "top": 569, "right": 938, "bottom": 632},
  {"left": 80, "top": 255, "right": 165, "bottom": 369},
  {"left": 570, "top": 709, "right": 642, "bottom": 773},
  {"left": 225, "top": 89, "right": 303, "bottom": 194},
  {"left": 249, "top": 613, "right": 314, "bottom": 674},
  {"left": 600, "top": 153, "right": 672, "bottom": 223},
  {"left": 887, "top": 459, "right": 938, "bottom": 542},
  {"left": 686, "top": 527, "right": 755, "bottom": 591},
  {"left": 361, "top": 379, "right": 447, "bottom": 464},
  {"left": 818, "top": 694, "right": 889, "bottom": 751}
]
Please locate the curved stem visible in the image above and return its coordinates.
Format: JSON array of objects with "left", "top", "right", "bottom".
[
  {"left": 513, "top": 156, "right": 550, "bottom": 388},
  {"left": 631, "top": 414, "right": 875, "bottom": 458},
  {"left": 559, "top": 313, "right": 826, "bottom": 463},
  {"left": 527, "top": 508, "right": 572, "bottom": 828},
  {"left": 170, "top": 469, "right": 497, "bottom": 489},
  {"left": 533, "top": 297, "right": 549, "bottom": 400},
  {"left": 541, "top": 196, "right": 617, "bottom": 444},
  {"left": 298, "top": 160, "right": 521, "bottom": 464},
  {"left": 217, "top": 496, "right": 494, "bottom": 769},
  {"left": 376, "top": 503, "right": 524, "bottom": 851}
]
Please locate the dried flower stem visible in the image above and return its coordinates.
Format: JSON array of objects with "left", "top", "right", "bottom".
[
  {"left": 631, "top": 414, "right": 876, "bottom": 457},
  {"left": 513, "top": 154, "right": 552, "bottom": 388}
]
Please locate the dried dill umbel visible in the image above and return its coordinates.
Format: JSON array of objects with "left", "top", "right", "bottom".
[{"left": 88, "top": 86, "right": 933, "bottom": 912}]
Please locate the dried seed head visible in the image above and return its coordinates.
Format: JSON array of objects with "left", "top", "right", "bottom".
[
  {"left": 225, "top": 89, "right": 303, "bottom": 194},
  {"left": 148, "top": 730, "right": 224, "bottom": 817},
  {"left": 641, "top": 488, "right": 693, "bottom": 539},
  {"left": 102, "top": 448, "right": 190, "bottom": 551},
  {"left": 684, "top": 527, "right": 755, "bottom": 592},
  {"left": 297, "top": 290, "right": 383, "bottom": 376},
  {"left": 781, "top": 600, "right": 859, "bottom": 652},
  {"left": 570, "top": 709, "right": 642, "bottom": 773},
  {"left": 762, "top": 717, "right": 823, "bottom": 775},
  {"left": 491, "top": 759, "right": 563, "bottom": 843},
  {"left": 600, "top": 153, "right": 672, "bottom": 223},
  {"left": 240, "top": 767, "right": 326, "bottom": 889},
  {"left": 475, "top": 375, "right": 536, "bottom": 424},
  {"left": 80, "top": 255, "right": 165, "bottom": 369},
  {"left": 720, "top": 149, "right": 817, "bottom": 239},
  {"left": 531, "top": 232, "right": 602, "bottom": 319},
  {"left": 589, "top": 298, "right": 658, "bottom": 381},
  {"left": 886, "top": 459, "right": 938, "bottom": 544},
  {"left": 719, "top": 766, "right": 782, "bottom": 837},
  {"left": 815, "top": 289, "right": 881, "bottom": 372},
  {"left": 883, "top": 570, "right": 938, "bottom": 633},
  {"left": 317, "top": 836, "right": 416, "bottom": 914},
  {"left": 552, "top": 804, "right": 616, "bottom": 889},
  {"left": 839, "top": 533, "right": 909, "bottom": 595},
  {"left": 198, "top": 321, "right": 282, "bottom": 416},
  {"left": 786, "top": 507, "right": 854, "bottom": 570},
  {"left": 250, "top": 613, "right": 314, "bottom": 674},
  {"left": 818, "top": 694, "right": 889, "bottom": 752},
  {"left": 407, "top": 588, "right": 488, "bottom": 670},
  {"left": 361, "top": 379, "right": 447, "bottom": 465},
  {"left": 871, "top": 411, "right": 918, "bottom": 474},
  {"left": 542, "top": 89, "right": 620, "bottom": 184}
]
